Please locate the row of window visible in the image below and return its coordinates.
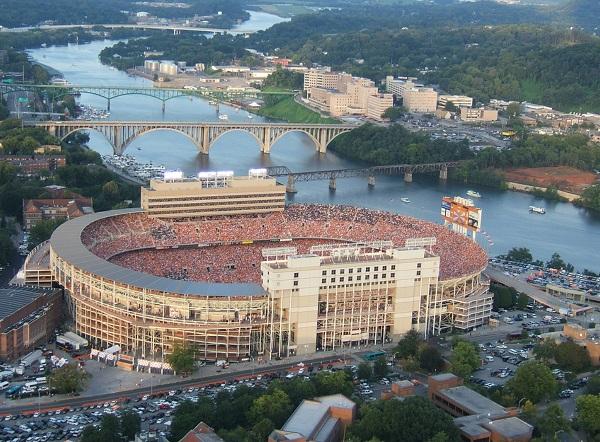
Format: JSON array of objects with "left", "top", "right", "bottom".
[
  {"left": 320, "top": 273, "right": 397, "bottom": 284},
  {"left": 321, "top": 265, "right": 396, "bottom": 276},
  {"left": 146, "top": 193, "right": 283, "bottom": 203}
]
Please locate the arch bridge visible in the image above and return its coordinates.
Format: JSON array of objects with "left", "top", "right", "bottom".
[
  {"left": 32, "top": 120, "right": 356, "bottom": 155},
  {"left": 0, "top": 84, "right": 294, "bottom": 112}
]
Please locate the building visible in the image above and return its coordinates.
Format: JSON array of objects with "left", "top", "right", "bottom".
[
  {"left": 438, "top": 95, "right": 473, "bottom": 109},
  {"left": 460, "top": 108, "right": 499, "bottom": 122},
  {"left": 48, "top": 201, "right": 489, "bottom": 364},
  {"left": 140, "top": 170, "right": 286, "bottom": 219},
  {"left": 303, "top": 68, "right": 339, "bottom": 91},
  {"left": 23, "top": 195, "right": 93, "bottom": 231},
  {"left": 0, "top": 154, "right": 66, "bottom": 175},
  {"left": 0, "top": 287, "right": 62, "bottom": 360},
  {"left": 367, "top": 93, "right": 394, "bottom": 121},
  {"left": 34, "top": 145, "right": 61, "bottom": 154},
  {"left": 303, "top": 69, "right": 388, "bottom": 119},
  {"left": 385, "top": 76, "right": 438, "bottom": 113},
  {"left": 428, "top": 374, "right": 533, "bottom": 442},
  {"left": 559, "top": 323, "right": 600, "bottom": 366},
  {"left": 178, "top": 422, "right": 224, "bottom": 442},
  {"left": 159, "top": 62, "right": 178, "bottom": 76},
  {"left": 144, "top": 60, "right": 160, "bottom": 72},
  {"left": 269, "top": 394, "right": 356, "bottom": 442}
]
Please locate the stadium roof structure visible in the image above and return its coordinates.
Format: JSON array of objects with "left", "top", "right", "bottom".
[{"left": 50, "top": 208, "right": 266, "bottom": 297}]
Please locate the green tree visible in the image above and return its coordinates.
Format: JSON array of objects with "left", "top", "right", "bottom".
[
  {"left": 576, "top": 394, "right": 600, "bottom": 438},
  {"left": 382, "top": 106, "right": 405, "bottom": 121},
  {"left": 516, "top": 293, "right": 529, "bottom": 310},
  {"left": 419, "top": 345, "right": 445, "bottom": 373},
  {"left": 586, "top": 375, "right": 600, "bottom": 395},
  {"left": 537, "top": 403, "right": 571, "bottom": 441},
  {"left": 450, "top": 341, "right": 480, "bottom": 380},
  {"left": 555, "top": 339, "right": 591, "bottom": 372},
  {"left": 394, "top": 329, "right": 422, "bottom": 359},
  {"left": 166, "top": 344, "right": 196, "bottom": 375},
  {"left": 98, "top": 415, "right": 121, "bottom": 442},
  {"left": 506, "top": 361, "right": 557, "bottom": 403},
  {"left": 506, "top": 102, "right": 522, "bottom": 119},
  {"left": 170, "top": 398, "right": 215, "bottom": 441},
  {"left": 28, "top": 217, "right": 66, "bottom": 250},
  {"left": 312, "top": 370, "right": 354, "bottom": 397},
  {"left": 348, "top": 396, "right": 461, "bottom": 442},
  {"left": 373, "top": 356, "right": 389, "bottom": 379},
  {"left": 248, "top": 388, "right": 292, "bottom": 428},
  {"left": 533, "top": 339, "right": 557, "bottom": 363},
  {"left": 120, "top": 409, "right": 141, "bottom": 441},
  {"left": 48, "top": 363, "right": 89, "bottom": 394},
  {"left": 358, "top": 362, "right": 373, "bottom": 380},
  {"left": 491, "top": 284, "right": 516, "bottom": 310},
  {"left": 546, "top": 253, "right": 574, "bottom": 272}
]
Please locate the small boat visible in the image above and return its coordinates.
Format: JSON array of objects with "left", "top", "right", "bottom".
[
  {"left": 218, "top": 114, "right": 229, "bottom": 120},
  {"left": 137, "top": 147, "right": 142, "bottom": 151},
  {"left": 529, "top": 206, "right": 546, "bottom": 214},
  {"left": 208, "top": 100, "right": 217, "bottom": 105},
  {"left": 247, "top": 114, "right": 253, "bottom": 119},
  {"left": 400, "top": 197, "right": 411, "bottom": 204},
  {"left": 467, "top": 190, "right": 481, "bottom": 198}
]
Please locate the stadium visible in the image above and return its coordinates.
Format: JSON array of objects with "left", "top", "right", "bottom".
[{"left": 49, "top": 201, "right": 491, "bottom": 364}]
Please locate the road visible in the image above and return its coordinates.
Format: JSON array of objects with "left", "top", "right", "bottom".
[{"left": 0, "top": 353, "right": 350, "bottom": 416}]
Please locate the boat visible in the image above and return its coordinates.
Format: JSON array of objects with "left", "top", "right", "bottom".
[
  {"left": 529, "top": 206, "right": 546, "bottom": 214},
  {"left": 137, "top": 147, "right": 142, "bottom": 151},
  {"left": 400, "top": 197, "right": 411, "bottom": 203},
  {"left": 466, "top": 190, "right": 481, "bottom": 198},
  {"left": 218, "top": 114, "right": 229, "bottom": 120},
  {"left": 247, "top": 114, "right": 253, "bottom": 119},
  {"left": 208, "top": 100, "right": 217, "bottom": 105}
]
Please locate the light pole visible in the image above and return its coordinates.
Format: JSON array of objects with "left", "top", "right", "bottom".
[{"left": 554, "top": 429, "right": 565, "bottom": 441}]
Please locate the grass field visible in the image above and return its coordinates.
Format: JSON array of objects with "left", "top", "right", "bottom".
[{"left": 257, "top": 96, "right": 339, "bottom": 124}]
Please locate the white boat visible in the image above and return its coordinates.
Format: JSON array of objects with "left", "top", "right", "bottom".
[
  {"left": 466, "top": 190, "right": 481, "bottom": 198},
  {"left": 400, "top": 197, "right": 411, "bottom": 203},
  {"left": 247, "top": 114, "right": 253, "bottom": 119},
  {"left": 208, "top": 100, "right": 217, "bottom": 105},
  {"left": 218, "top": 114, "right": 229, "bottom": 120},
  {"left": 529, "top": 206, "right": 546, "bottom": 214}
]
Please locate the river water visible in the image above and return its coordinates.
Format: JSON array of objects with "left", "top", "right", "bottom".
[{"left": 27, "top": 11, "right": 600, "bottom": 271}]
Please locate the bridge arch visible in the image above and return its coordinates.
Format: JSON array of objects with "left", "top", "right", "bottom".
[
  {"left": 59, "top": 127, "right": 118, "bottom": 154},
  {"left": 120, "top": 127, "right": 202, "bottom": 154},
  {"left": 271, "top": 129, "right": 321, "bottom": 153},
  {"left": 208, "top": 128, "right": 265, "bottom": 153}
]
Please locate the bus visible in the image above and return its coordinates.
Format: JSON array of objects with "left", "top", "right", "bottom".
[
  {"left": 5, "top": 384, "right": 22, "bottom": 399},
  {"left": 0, "top": 381, "right": 9, "bottom": 391},
  {"left": 362, "top": 351, "right": 386, "bottom": 361}
]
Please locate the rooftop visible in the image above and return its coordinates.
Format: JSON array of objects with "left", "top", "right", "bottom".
[
  {"left": 315, "top": 394, "right": 356, "bottom": 410},
  {"left": 282, "top": 400, "right": 330, "bottom": 439},
  {"left": 439, "top": 386, "right": 506, "bottom": 416},
  {"left": 0, "top": 287, "right": 54, "bottom": 322},
  {"left": 485, "top": 416, "right": 534, "bottom": 438}
]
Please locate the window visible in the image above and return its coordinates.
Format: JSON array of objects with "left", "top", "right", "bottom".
[
  {"left": 357, "top": 268, "right": 362, "bottom": 273},
  {"left": 293, "top": 281, "right": 298, "bottom": 286},
  {"left": 391, "top": 273, "right": 395, "bottom": 278},
  {"left": 331, "top": 278, "right": 336, "bottom": 283},
  {"left": 382, "top": 266, "right": 387, "bottom": 271},
  {"left": 366, "top": 267, "right": 371, "bottom": 272},
  {"left": 322, "top": 270, "right": 327, "bottom": 276},
  {"left": 332, "top": 270, "right": 336, "bottom": 275},
  {"left": 374, "top": 274, "right": 378, "bottom": 279},
  {"left": 417, "top": 270, "right": 421, "bottom": 276},
  {"left": 340, "top": 269, "right": 345, "bottom": 274},
  {"left": 374, "top": 266, "right": 379, "bottom": 271},
  {"left": 348, "top": 276, "right": 353, "bottom": 281},
  {"left": 417, "top": 263, "right": 422, "bottom": 268},
  {"left": 365, "top": 275, "right": 370, "bottom": 280},
  {"left": 382, "top": 274, "right": 387, "bottom": 278},
  {"left": 294, "top": 273, "right": 299, "bottom": 278},
  {"left": 340, "top": 277, "right": 344, "bottom": 282},
  {"left": 357, "top": 276, "right": 362, "bottom": 281},
  {"left": 349, "top": 268, "right": 353, "bottom": 274},
  {"left": 391, "top": 265, "right": 396, "bottom": 270},
  {"left": 322, "top": 278, "right": 326, "bottom": 284}
]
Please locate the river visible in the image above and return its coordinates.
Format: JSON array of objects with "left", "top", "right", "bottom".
[{"left": 26, "top": 11, "right": 600, "bottom": 272}]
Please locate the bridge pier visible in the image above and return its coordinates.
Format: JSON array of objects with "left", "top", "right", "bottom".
[
  {"left": 107, "top": 99, "right": 111, "bottom": 112},
  {"left": 439, "top": 166, "right": 448, "bottom": 181},
  {"left": 161, "top": 101, "right": 165, "bottom": 114},
  {"left": 404, "top": 171, "right": 413, "bottom": 183},
  {"left": 368, "top": 175, "right": 376, "bottom": 187},
  {"left": 286, "top": 176, "right": 297, "bottom": 193},
  {"left": 329, "top": 178, "right": 336, "bottom": 191}
]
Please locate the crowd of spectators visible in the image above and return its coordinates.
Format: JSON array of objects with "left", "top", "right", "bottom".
[{"left": 80, "top": 204, "right": 488, "bottom": 282}]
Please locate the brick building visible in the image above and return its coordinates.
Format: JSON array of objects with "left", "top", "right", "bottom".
[
  {"left": 23, "top": 191, "right": 93, "bottom": 231},
  {"left": 0, "top": 154, "right": 66, "bottom": 176}
]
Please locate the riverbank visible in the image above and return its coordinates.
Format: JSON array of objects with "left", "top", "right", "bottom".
[
  {"left": 257, "top": 95, "right": 339, "bottom": 124},
  {"left": 506, "top": 181, "right": 579, "bottom": 202}
]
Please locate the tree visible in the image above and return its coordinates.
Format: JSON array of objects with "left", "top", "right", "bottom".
[
  {"left": 506, "top": 361, "right": 557, "bottom": 404},
  {"left": 533, "top": 338, "right": 558, "bottom": 363},
  {"left": 586, "top": 375, "right": 600, "bottom": 395},
  {"left": 419, "top": 345, "right": 445, "bottom": 373},
  {"left": 312, "top": 370, "right": 354, "bottom": 397},
  {"left": 166, "top": 344, "right": 196, "bottom": 375},
  {"left": 506, "top": 102, "right": 521, "bottom": 119},
  {"left": 373, "top": 356, "right": 389, "bottom": 379},
  {"left": 491, "top": 284, "right": 516, "bottom": 310},
  {"left": 28, "top": 218, "right": 66, "bottom": 250},
  {"left": 537, "top": 403, "right": 571, "bottom": 441},
  {"left": 382, "top": 106, "right": 405, "bottom": 121},
  {"left": 516, "top": 293, "right": 529, "bottom": 310},
  {"left": 247, "top": 388, "right": 292, "bottom": 428},
  {"left": 358, "top": 362, "right": 373, "bottom": 380},
  {"left": 348, "top": 396, "right": 461, "bottom": 442},
  {"left": 444, "top": 101, "right": 458, "bottom": 113},
  {"left": 48, "top": 363, "right": 89, "bottom": 394},
  {"left": 554, "top": 339, "right": 591, "bottom": 372},
  {"left": 546, "top": 253, "right": 574, "bottom": 272},
  {"left": 120, "top": 410, "right": 141, "bottom": 441},
  {"left": 576, "top": 394, "right": 600, "bottom": 438},
  {"left": 170, "top": 398, "right": 215, "bottom": 441},
  {"left": 98, "top": 415, "right": 121, "bottom": 442},
  {"left": 450, "top": 341, "right": 480, "bottom": 380},
  {"left": 395, "top": 329, "right": 422, "bottom": 359}
]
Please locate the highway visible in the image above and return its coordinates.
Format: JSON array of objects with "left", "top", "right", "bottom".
[{"left": 0, "top": 354, "right": 349, "bottom": 416}]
